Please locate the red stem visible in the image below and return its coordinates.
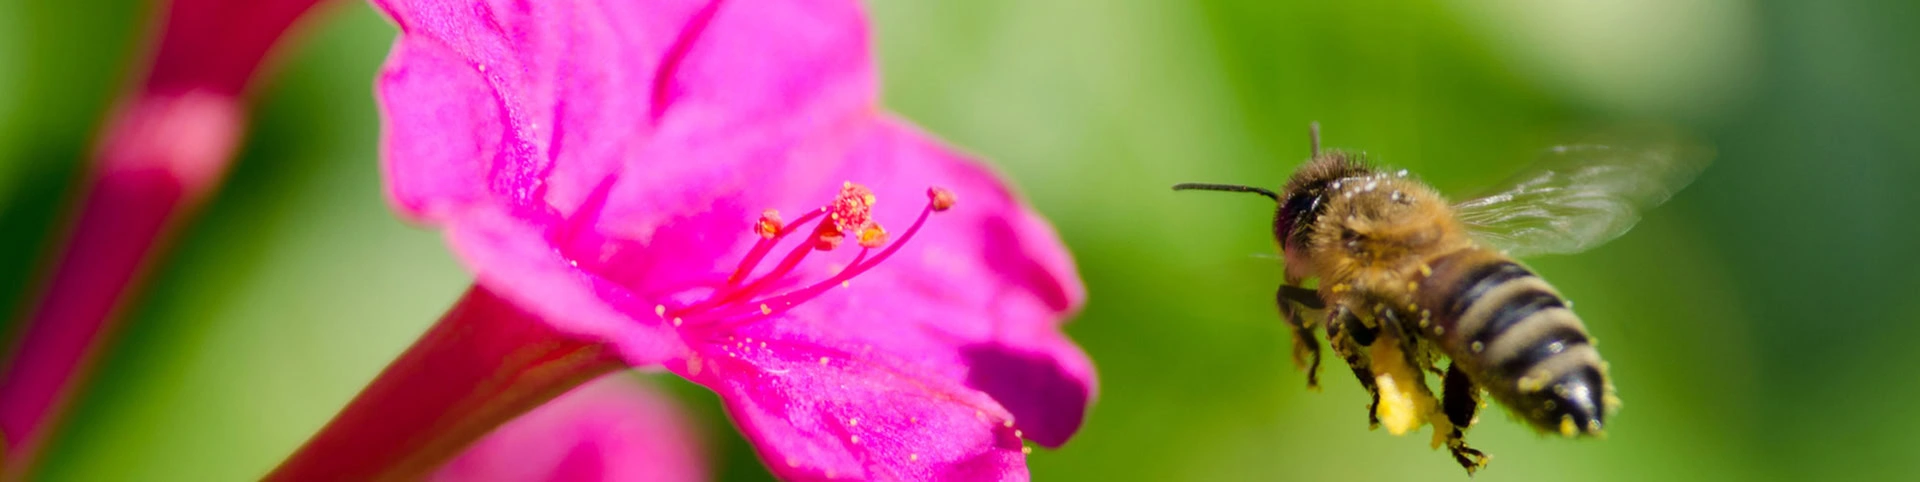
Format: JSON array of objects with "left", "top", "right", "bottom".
[
  {"left": 266, "top": 286, "right": 624, "bottom": 481},
  {"left": 0, "top": 0, "right": 325, "bottom": 475},
  {"left": 0, "top": 92, "right": 242, "bottom": 478}
]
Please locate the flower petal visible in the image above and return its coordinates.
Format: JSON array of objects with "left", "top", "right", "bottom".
[
  {"left": 374, "top": 0, "right": 874, "bottom": 227},
  {"left": 778, "top": 118, "right": 1098, "bottom": 447},
  {"left": 374, "top": 0, "right": 884, "bottom": 355},
  {"left": 445, "top": 210, "right": 685, "bottom": 365},
  {"left": 673, "top": 333, "right": 1028, "bottom": 482},
  {"left": 432, "top": 374, "right": 706, "bottom": 482}
]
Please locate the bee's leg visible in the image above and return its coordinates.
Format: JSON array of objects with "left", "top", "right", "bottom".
[
  {"left": 1442, "top": 362, "right": 1491, "bottom": 475},
  {"left": 1378, "top": 308, "right": 1446, "bottom": 377},
  {"left": 1325, "top": 305, "right": 1381, "bottom": 429},
  {"left": 1277, "top": 284, "right": 1326, "bottom": 388}
]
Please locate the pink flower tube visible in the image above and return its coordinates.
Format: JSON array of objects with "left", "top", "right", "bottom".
[
  {"left": 0, "top": 0, "right": 325, "bottom": 475},
  {"left": 271, "top": 0, "right": 1096, "bottom": 480}
]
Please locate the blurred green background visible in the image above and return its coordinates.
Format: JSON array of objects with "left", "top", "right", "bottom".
[{"left": 1, "top": 0, "right": 1915, "bottom": 480}]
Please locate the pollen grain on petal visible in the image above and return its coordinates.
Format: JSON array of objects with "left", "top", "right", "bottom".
[{"left": 928, "top": 187, "right": 956, "bottom": 212}]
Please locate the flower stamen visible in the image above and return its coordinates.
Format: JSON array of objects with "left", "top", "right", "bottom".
[
  {"left": 714, "top": 187, "right": 950, "bottom": 325},
  {"left": 726, "top": 207, "right": 828, "bottom": 285},
  {"left": 666, "top": 184, "right": 954, "bottom": 331}
]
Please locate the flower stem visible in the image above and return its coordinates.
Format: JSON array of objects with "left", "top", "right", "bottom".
[
  {"left": 266, "top": 286, "right": 624, "bottom": 481},
  {"left": 0, "top": 92, "right": 242, "bottom": 478}
]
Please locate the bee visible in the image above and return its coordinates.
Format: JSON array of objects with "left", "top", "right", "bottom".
[{"left": 1174, "top": 124, "right": 1709, "bottom": 474}]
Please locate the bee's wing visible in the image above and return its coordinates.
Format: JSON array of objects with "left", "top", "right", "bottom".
[{"left": 1453, "top": 131, "right": 1713, "bottom": 258}]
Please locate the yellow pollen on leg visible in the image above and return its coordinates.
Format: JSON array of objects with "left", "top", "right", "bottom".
[
  {"left": 1369, "top": 340, "right": 1434, "bottom": 436},
  {"left": 1559, "top": 416, "right": 1578, "bottom": 437}
]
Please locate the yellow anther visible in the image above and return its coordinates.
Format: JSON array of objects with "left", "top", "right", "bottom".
[
  {"left": 928, "top": 187, "right": 957, "bottom": 211},
  {"left": 760, "top": 304, "right": 772, "bottom": 315},
  {"left": 754, "top": 209, "right": 784, "bottom": 239},
  {"left": 849, "top": 418, "right": 858, "bottom": 427},
  {"left": 1418, "top": 263, "right": 1433, "bottom": 277},
  {"left": 858, "top": 224, "right": 888, "bottom": 248},
  {"left": 1003, "top": 420, "right": 1015, "bottom": 428},
  {"left": 910, "top": 453, "right": 920, "bottom": 462},
  {"left": 819, "top": 357, "right": 830, "bottom": 365},
  {"left": 672, "top": 317, "right": 683, "bottom": 327},
  {"left": 655, "top": 305, "right": 666, "bottom": 317},
  {"left": 1021, "top": 446, "right": 1033, "bottom": 455}
]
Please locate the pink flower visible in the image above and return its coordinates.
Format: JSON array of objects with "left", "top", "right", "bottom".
[
  {"left": 367, "top": 0, "right": 1094, "bottom": 478},
  {"left": 433, "top": 374, "right": 707, "bottom": 482}
]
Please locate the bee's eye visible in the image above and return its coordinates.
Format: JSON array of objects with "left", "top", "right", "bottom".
[{"left": 1276, "top": 192, "right": 1322, "bottom": 248}]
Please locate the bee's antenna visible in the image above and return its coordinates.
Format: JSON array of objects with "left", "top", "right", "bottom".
[
  {"left": 1171, "top": 183, "right": 1281, "bottom": 202},
  {"left": 1309, "top": 122, "right": 1322, "bottom": 157}
]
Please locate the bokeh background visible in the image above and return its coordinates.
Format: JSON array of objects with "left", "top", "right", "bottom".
[{"left": 1, "top": 0, "right": 1916, "bottom": 480}]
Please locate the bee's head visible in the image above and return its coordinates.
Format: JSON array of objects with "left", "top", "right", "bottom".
[{"left": 1173, "top": 124, "right": 1376, "bottom": 255}]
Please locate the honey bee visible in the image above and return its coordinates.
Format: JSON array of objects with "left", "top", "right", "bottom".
[{"left": 1174, "top": 124, "right": 1709, "bottom": 474}]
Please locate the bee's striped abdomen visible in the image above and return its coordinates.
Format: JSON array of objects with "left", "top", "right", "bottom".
[{"left": 1417, "top": 249, "right": 1612, "bottom": 436}]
